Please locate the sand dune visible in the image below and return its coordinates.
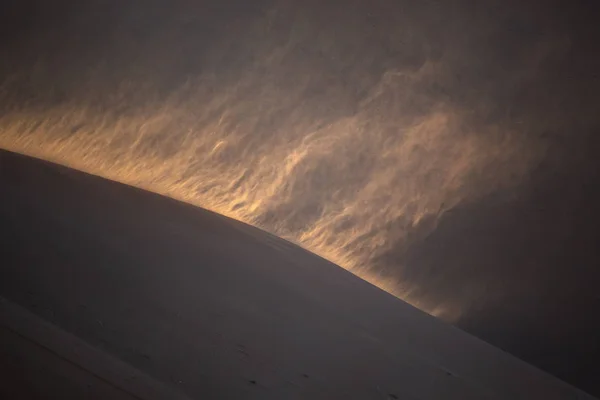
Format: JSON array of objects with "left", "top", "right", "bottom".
[{"left": 0, "top": 149, "right": 594, "bottom": 399}]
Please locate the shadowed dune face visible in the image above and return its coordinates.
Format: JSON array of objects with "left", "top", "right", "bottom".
[
  {"left": 0, "top": 0, "right": 581, "bottom": 320},
  {"left": 0, "top": 149, "right": 595, "bottom": 400}
]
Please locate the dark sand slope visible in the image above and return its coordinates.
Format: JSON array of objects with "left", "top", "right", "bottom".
[{"left": 0, "top": 149, "right": 594, "bottom": 400}]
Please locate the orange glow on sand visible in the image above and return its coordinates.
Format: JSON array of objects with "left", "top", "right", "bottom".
[{"left": 0, "top": 5, "right": 547, "bottom": 322}]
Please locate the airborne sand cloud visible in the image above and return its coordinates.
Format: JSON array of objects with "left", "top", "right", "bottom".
[{"left": 0, "top": 0, "right": 569, "bottom": 320}]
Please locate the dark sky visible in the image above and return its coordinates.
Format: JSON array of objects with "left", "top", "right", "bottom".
[{"left": 2, "top": 0, "right": 600, "bottom": 396}]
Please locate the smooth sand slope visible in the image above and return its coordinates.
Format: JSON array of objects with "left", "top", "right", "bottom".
[{"left": 0, "top": 149, "right": 594, "bottom": 400}]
